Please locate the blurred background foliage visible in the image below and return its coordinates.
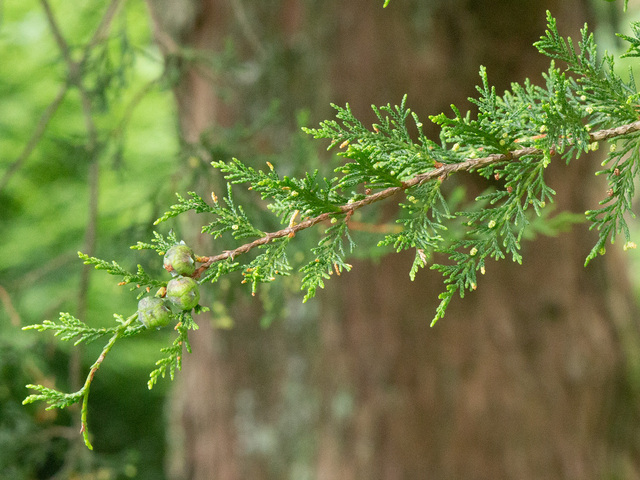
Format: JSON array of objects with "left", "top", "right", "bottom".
[
  {"left": 2, "top": 0, "right": 640, "bottom": 479},
  {"left": 1, "top": 1, "right": 177, "bottom": 478}
]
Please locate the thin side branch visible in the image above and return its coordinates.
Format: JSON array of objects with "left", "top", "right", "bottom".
[
  {"left": 81, "top": 0, "right": 124, "bottom": 60},
  {"left": 79, "top": 312, "right": 137, "bottom": 450},
  {"left": 0, "top": 285, "right": 21, "bottom": 327},
  {"left": 40, "top": 0, "right": 74, "bottom": 66},
  {"left": 0, "top": 85, "right": 68, "bottom": 194},
  {"left": 194, "top": 119, "right": 640, "bottom": 278},
  {"left": 229, "top": 0, "right": 266, "bottom": 58},
  {"left": 0, "top": 0, "right": 123, "bottom": 195}
]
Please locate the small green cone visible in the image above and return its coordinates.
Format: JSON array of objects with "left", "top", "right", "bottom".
[
  {"left": 164, "top": 244, "right": 196, "bottom": 276},
  {"left": 137, "top": 297, "right": 171, "bottom": 329},
  {"left": 166, "top": 276, "right": 200, "bottom": 311}
]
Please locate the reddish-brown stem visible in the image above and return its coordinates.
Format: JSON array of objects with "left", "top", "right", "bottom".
[{"left": 192, "top": 119, "right": 640, "bottom": 279}]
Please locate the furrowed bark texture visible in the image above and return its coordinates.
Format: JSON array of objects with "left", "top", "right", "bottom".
[{"left": 148, "top": 0, "right": 640, "bottom": 478}]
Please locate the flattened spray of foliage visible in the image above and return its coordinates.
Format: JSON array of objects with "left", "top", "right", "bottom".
[{"left": 20, "top": 3, "right": 640, "bottom": 448}]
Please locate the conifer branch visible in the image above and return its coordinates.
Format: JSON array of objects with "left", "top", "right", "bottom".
[
  {"left": 40, "top": 0, "right": 74, "bottom": 66},
  {"left": 23, "top": 313, "right": 139, "bottom": 450},
  {"left": 19, "top": 6, "right": 640, "bottom": 450},
  {"left": 194, "top": 119, "right": 640, "bottom": 277}
]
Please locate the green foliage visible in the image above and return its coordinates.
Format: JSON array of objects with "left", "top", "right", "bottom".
[
  {"left": 22, "top": 385, "right": 85, "bottom": 411},
  {"left": 618, "top": 21, "right": 640, "bottom": 58},
  {"left": 300, "top": 222, "right": 354, "bottom": 301},
  {"left": 22, "top": 311, "right": 143, "bottom": 346},
  {"left": 211, "top": 159, "right": 344, "bottom": 221},
  {"left": 79, "top": 251, "right": 165, "bottom": 294},
  {"left": 147, "top": 310, "right": 199, "bottom": 389},
  {"left": 377, "top": 181, "right": 451, "bottom": 281},
  {"left": 0, "top": 341, "right": 68, "bottom": 480},
  {"left": 241, "top": 237, "right": 293, "bottom": 295},
  {"left": 23, "top": 312, "right": 142, "bottom": 450},
  {"left": 131, "top": 229, "right": 180, "bottom": 255},
  {"left": 305, "top": 97, "right": 437, "bottom": 186},
  {"left": 15, "top": 5, "right": 640, "bottom": 451},
  {"left": 535, "top": 12, "right": 639, "bottom": 130},
  {"left": 585, "top": 138, "right": 640, "bottom": 263}
]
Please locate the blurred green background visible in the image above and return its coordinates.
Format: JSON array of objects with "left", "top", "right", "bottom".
[
  {"left": 2, "top": 1, "right": 640, "bottom": 479},
  {"left": 1, "top": 1, "right": 177, "bottom": 478}
]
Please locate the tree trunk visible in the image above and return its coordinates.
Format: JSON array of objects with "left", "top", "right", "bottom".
[
  {"left": 147, "top": 0, "right": 640, "bottom": 478},
  {"left": 315, "top": 1, "right": 635, "bottom": 478}
]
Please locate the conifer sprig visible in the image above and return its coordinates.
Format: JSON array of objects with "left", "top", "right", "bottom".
[
  {"left": 211, "top": 158, "right": 345, "bottom": 222},
  {"left": 585, "top": 135, "right": 640, "bottom": 264},
  {"left": 131, "top": 229, "right": 179, "bottom": 254},
  {"left": 22, "top": 312, "right": 143, "bottom": 345},
  {"left": 78, "top": 252, "right": 165, "bottom": 293},
  {"left": 196, "top": 120, "right": 640, "bottom": 310},
  {"left": 148, "top": 311, "right": 199, "bottom": 389},
  {"left": 300, "top": 220, "right": 354, "bottom": 301},
  {"left": 618, "top": 20, "right": 640, "bottom": 58},
  {"left": 22, "top": 8, "right": 640, "bottom": 449},
  {"left": 23, "top": 312, "right": 140, "bottom": 450},
  {"left": 240, "top": 237, "right": 293, "bottom": 295},
  {"left": 154, "top": 188, "right": 265, "bottom": 240}
]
